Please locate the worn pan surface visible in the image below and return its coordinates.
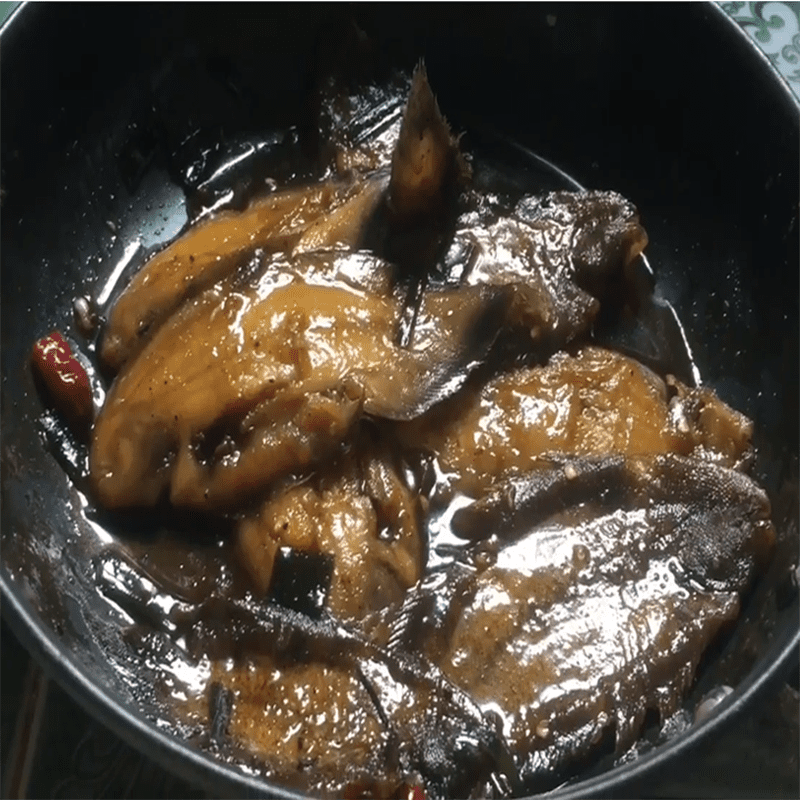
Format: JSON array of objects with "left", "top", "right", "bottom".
[{"left": 2, "top": 3, "right": 798, "bottom": 798}]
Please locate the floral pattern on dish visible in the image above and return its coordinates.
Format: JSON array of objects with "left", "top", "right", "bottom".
[{"left": 721, "top": 1, "right": 800, "bottom": 95}]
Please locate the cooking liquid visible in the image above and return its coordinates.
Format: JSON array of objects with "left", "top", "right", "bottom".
[{"left": 37, "top": 78, "right": 717, "bottom": 798}]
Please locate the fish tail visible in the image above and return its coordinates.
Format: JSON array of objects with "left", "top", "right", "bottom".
[{"left": 388, "top": 61, "right": 468, "bottom": 219}]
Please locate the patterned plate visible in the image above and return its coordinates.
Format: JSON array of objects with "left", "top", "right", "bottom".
[{"left": 722, "top": 1, "right": 800, "bottom": 96}]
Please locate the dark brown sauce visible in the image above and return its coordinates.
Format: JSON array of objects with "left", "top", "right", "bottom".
[{"left": 38, "top": 75, "right": 766, "bottom": 800}]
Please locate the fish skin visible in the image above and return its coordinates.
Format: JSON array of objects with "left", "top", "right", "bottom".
[
  {"left": 395, "top": 346, "right": 754, "bottom": 512},
  {"left": 439, "top": 190, "right": 649, "bottom": 351},
  {"left": 90, "top": 251, "right": 511, "bottom": 512},
  {"left": 98, "top": 452, "right": 774, "bottom": 796},
  {"left": 373, "top": 453, "right": 774, "bottom": 788}
]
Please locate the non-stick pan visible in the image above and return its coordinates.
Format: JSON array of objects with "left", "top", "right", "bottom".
[{"left": 2, "top": 3, "right": 798, "bottom": 798}]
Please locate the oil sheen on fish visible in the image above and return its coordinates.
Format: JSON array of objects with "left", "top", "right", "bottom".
[
  {"left": 398, "top": 345, "right": 753, "bottom": 502},
  {"left": 100, "top": 180, "right": 360, "bottom": 372},
  {"left": 235, "top": 440, "right": 423, "bottom": 621},
  {"left": 131, "top": 453, "right": 773, "bottom": 798},
  {"left": 374, "top": 453, "right": 774, "bottom": 790},
  {"left": 441, "top": 190, "right": 648, "bottom": 350},
  {"left": 101, "top": 64, "right": 466, "bottom": 374},
  {"left": 61, "top": 60, "right": 779, "bottom": 800},
  {"left": 90, "top": 251, "right": 509, "bottom": 512}
]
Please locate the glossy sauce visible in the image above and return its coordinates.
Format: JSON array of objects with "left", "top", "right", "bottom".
[{"left": 39, "top": 72, "right": 774, "bottom": 800}]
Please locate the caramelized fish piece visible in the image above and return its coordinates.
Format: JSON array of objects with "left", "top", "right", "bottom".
[
  {"left": 445, "top": 190, "right": 648, "bottom": 347},
  {"left": 158, "top": 454, "right": 771, "bottom": 797},
  {"left": 101, "top": 180, "right": 359, "bottom": 371},
  {"left": 665, "top": 375, "right": 754, "bottom": 470},
  {"left": 236, "top": 445, "right": 423, "bottom": 621},
  {"left": 204, "top": 656, "right": 390, "bottom": 795},
  {"left": 292, "top": 173, "right": 388, "bottom": 254},
  {"left": 164, "top": 597, "right": 517, "bottom": 800},
  {"left": 514, "top": 190, "right": 648, "bottom": 300},
  {"left": 102, "top": 66, "right": 467, "bottom": 372},
  {"left": 90, "top": 252, "right": 509, "bottom": 511},
  {"left": 400, "top": 346, "right": 752, "bottom": 500},
  {"left": 383, "top": 454, "right": 774, "bottom": 789}
]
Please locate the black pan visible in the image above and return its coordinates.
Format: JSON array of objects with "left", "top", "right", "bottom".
[{"left": 2, "top": 3, "right": 798, "bottom": 798}]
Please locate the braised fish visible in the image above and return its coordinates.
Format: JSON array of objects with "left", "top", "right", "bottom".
[
  {"left": 375, "top": 453, "right": 774, "bottom": 790},
  {"left": 123, "top": 454, "right": 774, "bottom": 798},
  {"left": 398, "top": 346, "right": 753, "bottom": 502},
  {"left": 440, "top": 190, "right": 648, "bottom": 351},
  {"left": 236, "top": 441, "right": 423, "bottom": 621},
  {"left": 90, "top": 251, "right": 509, "bottom": 511},
  {"left": 60, "top": 58, "right": 779, "bottom": 800},
  {"left": 101, "top": 64, "right": 466, "bottom": 373}
]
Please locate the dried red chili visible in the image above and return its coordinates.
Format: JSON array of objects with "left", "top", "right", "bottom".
[{"left": 31, "top": 330, "right": 93, "bottom": 435}]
